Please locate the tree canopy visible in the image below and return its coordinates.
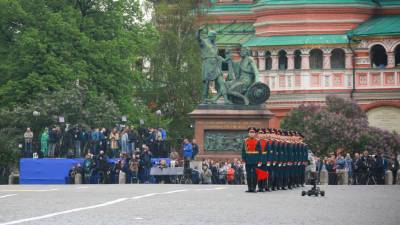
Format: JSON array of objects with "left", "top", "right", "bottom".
[
  {"left": 0, "top": 0, "right": 156, "bottom": 113},
  {"left": 137, "top": 0, "right": 202, "bottom": 139},
  {"left": 0, "top": 0, "right": 160, "bottom": 170},
  {"left": 0, "top": 0, "right": 205, "bottom": 170},
  {"left": 0, "top": 84, "right": 121, "bottom": 168}
]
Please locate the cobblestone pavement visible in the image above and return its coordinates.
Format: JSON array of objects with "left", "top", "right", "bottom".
[{"left": 0, "top": 184, "right": 399, "bottom": 225}]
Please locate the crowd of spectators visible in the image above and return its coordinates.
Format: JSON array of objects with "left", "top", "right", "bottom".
[
  {"left": 196, "top": 158, "right": 246, "bottom": 185},
  {"left": 307, "top": 150, "right": 400, "bottom": 185},
  {"left": 68, "top": 144, "right": 154, "bottom": 184},
  {"left": 68, "top": 147, "right": 400, "bottom": 185},
  {"left": 22, "top": 125, "right": 168, "bottom": 159},
  {"left": 22, "top": 126, "right": 400, "bottom": 185},
  {"left": 67, "top": 150, "right": 247, "bottom": 185}
]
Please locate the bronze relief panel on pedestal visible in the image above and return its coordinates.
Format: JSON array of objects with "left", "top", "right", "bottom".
[{"left": 204, "top": 130, "right": 248, "bottom": 152}]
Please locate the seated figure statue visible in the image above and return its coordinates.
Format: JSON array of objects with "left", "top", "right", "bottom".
[{"left": 225, "top": 47, "right": 261, "bottom": 105}]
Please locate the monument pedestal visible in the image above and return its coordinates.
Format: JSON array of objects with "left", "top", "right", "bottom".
[{"left": 189, "top": 104, "right": 273, "bottom": 160}]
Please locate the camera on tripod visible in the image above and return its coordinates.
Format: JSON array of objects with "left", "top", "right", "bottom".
[{"left": 302, "top": 172, "right": 325, "bottom": 197}]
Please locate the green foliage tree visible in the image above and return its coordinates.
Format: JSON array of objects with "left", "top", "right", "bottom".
[
  {"left": 281, "top": 95, "right": 400, "bottom": 156},
  {"left": 137, "top": 0, "right": 202, "bottom": 140},
  {"left": 0, "top": 0, "right": 156, "bottom": 114},
  {"left": 0, "top": 0, "right": 162, "bottom": 175},
  {"left": 0, "top": 84, "right": 121, "bottom": 172}
]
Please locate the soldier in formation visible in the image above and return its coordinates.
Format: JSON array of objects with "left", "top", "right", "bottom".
[{"left": 241, "top": 127, "right": 309, "bottom": 193}]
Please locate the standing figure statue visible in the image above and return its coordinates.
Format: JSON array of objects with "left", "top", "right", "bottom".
[
  {"left": 196, "top": 28, "right": 231, "bottom": 104},
  {"left": 226, "top": 47, "right": 260, "bottom": 105}
]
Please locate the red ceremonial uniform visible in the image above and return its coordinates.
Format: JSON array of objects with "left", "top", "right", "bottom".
[{"left": 242, "top": 138, "right": 259, "bottom": 164}]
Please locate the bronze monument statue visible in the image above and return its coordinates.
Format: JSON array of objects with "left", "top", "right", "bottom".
[
  {"left": 225, "top": 47, "right": 270, "bottom": 105},
  {"left": 197, "top": 27, "right": 270, "bottom": 105},
  {"left": 196, "top": 28, "right": 231, "bottom": 104}
]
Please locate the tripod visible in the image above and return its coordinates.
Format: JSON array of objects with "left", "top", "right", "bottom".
[
  {"left": 361, "top": 170, "right": 377, "bottom": 185},
  {"left": 302, "top": 172, "right": 325, "bottom": 197},
  {"left": 180, "top": 168, "right": 193, "bottom": 184}
]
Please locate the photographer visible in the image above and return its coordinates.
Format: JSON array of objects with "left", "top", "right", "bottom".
[
  {"left": 67, "top": 163, "right": 83, "bottom": 184},
  {"left": 388, "top": 153, "right": 399, "bottom": 184},
  {"left": 210, "top": 161, "right": 219, "bottom": 184},
  {"left": 129, "top": 153, "right": 140, "bottom": 183},
  {"left": 325, "top": 157, "right": 336, "bottom": 185},
  {"left": 335, "top": 153, "right": 346, "bottom": 185},
  {"left": 120, "top": 152, "right": 131, "bottom": 184},
  {"left": 96, "top": 150, "right": 109, "bottom": 184},
  {"left": 191, "top": 166, "right": 201, "bottom": 184},
  {"left": 353, "top": 152, "right": 362, "bottom": 184},
  {"left": 67, "top": 165, "right": 76, "bottom": 184},
  {"left": 374, "top": 151, "right": 386, "bottom": 185},
  {"left": 183, "top": 157, "right": 192, "bottom": 182},
  {"left": 83, "top": 153, "right": 95, "bottom": 184},
  {"left": 360, "top": 150, "right": 375, "bottom": 185},
  {"left": 140, "top": 145, "right": 152, "bottom": 183},
  {"left": 74, "top": 163, "right": 83, "bottom": 184},
  {"left": 113, "top": 159, "right": 123, "bottom": 184}
]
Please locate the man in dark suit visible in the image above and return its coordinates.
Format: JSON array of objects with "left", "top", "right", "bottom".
[{"left": 374, "top": 150, "right": 386, "bottom": 185}]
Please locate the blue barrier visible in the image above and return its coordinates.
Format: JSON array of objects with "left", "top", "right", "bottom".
[
  {"left": 20, "top": 158, "right": 84, "bottom": 184},
  {"left": 20, "top": 157, "right": 171, "bottom": 184}
]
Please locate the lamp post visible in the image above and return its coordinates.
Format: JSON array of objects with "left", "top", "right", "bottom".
[
  {"left": 122, "top": 115, "right": 127, "bottom": 123},
  {"left": 32, "top": 111, "right": 40, "bottom": 117},
  {"left": 121, "top": 115, "right": 127, "bottom": 129},
  {"left": 155, "top": 110, "right": 164, "bottom": 156},
  {"left": 155, "top": 110, "right": 162, "bottom": 128},
  {"left": 32, "top": 111, "right": 40, "bottom": 155},
  {"left": 346, "top": 33, "right": 361, "bottom": 100}
]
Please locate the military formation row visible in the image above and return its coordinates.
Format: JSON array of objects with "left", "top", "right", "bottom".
[{"left": 241, "top": 127, "right": 309, "bottom": 193}]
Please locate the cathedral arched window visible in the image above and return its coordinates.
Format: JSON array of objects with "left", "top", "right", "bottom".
[
  {"left": 394, "top": 44, "right": 400, "bottom": 67},
  {"left": 278, "top": 50, "right": 287, "bottom": 70},
  {"left": 310, "top": 49, "right": 323, "bottom": 69},
  {"left": 265, "top": 51, "right": 272, "bottom": 70},
  {"left": 370, "top": 44, "right": 387, "bottom": 68},
  {"left": 331, "top": 48, "right": 345, "bottom": 69}
]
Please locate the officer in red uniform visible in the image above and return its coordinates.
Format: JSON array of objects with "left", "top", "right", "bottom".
[{"left": 241, "top": 127, "right": 259, "bottom": 193}]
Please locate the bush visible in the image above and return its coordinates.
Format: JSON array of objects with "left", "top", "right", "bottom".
[{"left": 281, "top": 95, "right": 400, "bottom": 156}]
